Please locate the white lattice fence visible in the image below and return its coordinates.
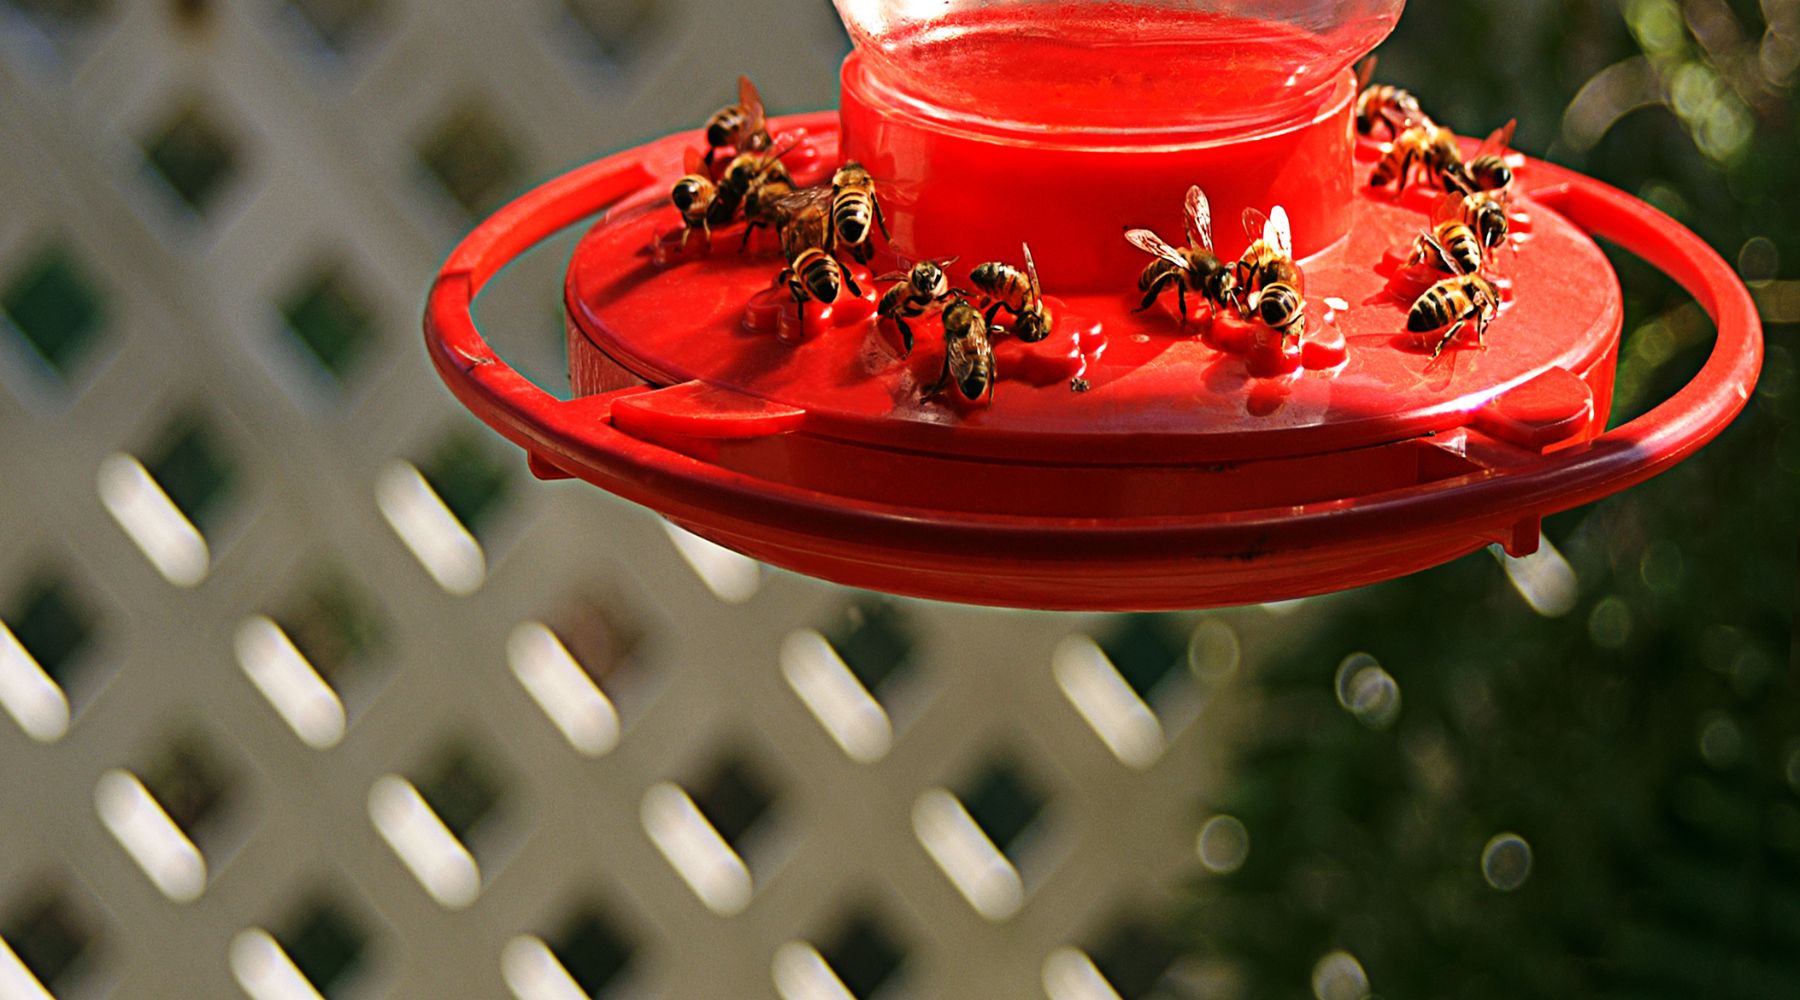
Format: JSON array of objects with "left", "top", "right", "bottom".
[{"left": 0, "top": 2, "right": 1323, "bottom": 998}]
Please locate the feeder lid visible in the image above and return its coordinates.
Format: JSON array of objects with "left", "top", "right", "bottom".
[
  {"left": 566, "top": 123, "right": 1619, "bottom": 466},
  {"left": 833, "top": 0, "right": 1405, "bottom": 135}
]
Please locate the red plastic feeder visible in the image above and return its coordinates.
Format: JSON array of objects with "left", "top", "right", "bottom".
[{"left": 426, "top": 0, "right": 1762, "bottom": 611}]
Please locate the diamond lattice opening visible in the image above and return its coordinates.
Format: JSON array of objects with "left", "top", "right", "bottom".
[
  {"left": 1096, "top": 616, "right": 1189, "bottom": 702},
  {"left": 562, "top": 0, "right": 664, "bottom": 67},
  {"left": 278, "top": 262, "right": 380, "bottom": 384},
  {"left": 959, "top": 758, "right": 1048, "bottom": 860},
  {"left": 282, "top": 0, "right": 381, "bottom": 52},
  {"left": 137, "top": 733, "right": 237, "bottom": 851},
  {"left": 4, "top": 573, "right": 95, "bottom": 691},
  {"left": 690, "top": 755, "right": 778, "bottom": 852},
  {"left": 143, "top": 414, "right": 237, "bottom": 538},
  {"left": 547, "top": 905, "right": 634, "bottom": 998},
  {"left": 275, "top": 896, "right": 369, "bottom": 998},
  {"left": 824, "top": 600, "right": 915, "bottom": 697},
  {"left": 817, "top": 912, "right": 906, "bottom": 999},
  {"left": 1087, "top": 917, "right": 1180, "bottom": 1000},
  {"left": 140, "top": 102, "right": 240, "bottom": 215},
  {"left": 0, "top": 886, "right": 98, "bottom": 996},
  {"left": 416, "top": 430, "right": 513, "bottom": 540},
  {"left": 415, "top": 102, "right": 524, "bottom": 217},
  {"left": 1, "top": 245, "right": 105, "bottom": 378}
]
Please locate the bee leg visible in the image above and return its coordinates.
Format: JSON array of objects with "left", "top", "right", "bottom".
[
  {"left": 1430, "top": 319, "right": 1468, "bottom": 360},
  {"left": 984, "top": 302, "right": 1005, "bottom": 328},
  {"left": 922, "top": 355, "right": 951, "bottom": 399},
  {"left": 896, "top": 316, "right": 914, "bottom": 357},
  {"left": 739, "top": 223, "right": 757, "bottom": 253},
  {"left": 1176, "top": 283, "right": 1189, "bottom": 327},
  {"left": 841, "top": 267, "right": 862, "bottom": 299},
  {"left": 1134, "top": 280, "right": 1164, "bottom": 313},
  {"left": 873, "top": 199, "right": 891, "bottom": 241}
]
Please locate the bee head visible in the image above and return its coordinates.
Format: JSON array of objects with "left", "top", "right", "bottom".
[
  {"left": 911, "top": 263, "right": 946, "bottom": 296},
  {"left": 671, "top": 179, "right": 700, "bottom": 211},
  {"left": 1015, "top": 307, "right": 1052, "bottom": 344},
  {"left": 1477, "top": 205, "right": 1508, "bottom": 248},
  {"left": 1208, "top": 268, "right": 1237, "bottom": 303}
]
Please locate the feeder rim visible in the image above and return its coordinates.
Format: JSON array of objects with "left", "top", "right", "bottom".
[{"left": 425, "top": 126, "right": 1761, "bottom": 564}]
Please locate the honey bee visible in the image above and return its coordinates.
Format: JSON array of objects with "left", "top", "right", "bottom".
[
  {"left": 1354, "top": 58, "right": 1425, "bottom": 139},
  {"left": 1443, "top": 191, "right": 1510, "bottom": 250},
  {"left": 1255, "top": 281, "right": 1307, "bottom": 344},
  {"left": 878, "top": 257, "right": 962, "bottom": 356},
  {"left": 1410, "top": 273, "right": 1501, "bottom": 359},
  {"left": 704, "top": 75, "right": 772, "bottom": 167},
  {"left": 970, "top": 243, "right": 1053, "bottom": 343},
  {"left": 779, "top": 246, "right": 862, "bottom": 340},
  {"left": 717, "top": 145, "right": 793, "bottom": 225},
  {"left": 1124, "top": 185, "right": 1236, "bottom": 325},
  {"left": 745, "top": 183, "right": 826, "bottom": 252},
  {"left": 1370, "top": 120, "right": 1466, "bottom": 196},
  {"left": 1408, "top": 202, "right": 1486, "bottom": 278},
  {"left": 925, "top": 298, "right": 996, "bottom": 405},
  {"left": 1234, "top": 205, "right": 1302, "bottom": 314},
  {"left": 670, "top": 147, "right": 720, "bottom": 247},
  {"left": 828, "top": 162, "right": 889, "bottom": 264},
  {"left": 1461, "top": 120, "right": 1518, "bottom": 195}
]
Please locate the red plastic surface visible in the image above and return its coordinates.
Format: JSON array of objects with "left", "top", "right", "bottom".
[
  {"left": 566, "top": 115, "right": 1617, "bottom": 467},
  {"left": 425, "top": 127, "right": 1761, "bottom": 611},
  {"left": 840, "top": 53, "right": 1356, "bottom": 292}
]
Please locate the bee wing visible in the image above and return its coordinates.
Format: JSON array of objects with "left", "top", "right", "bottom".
[
  {"left": 738, "top": 76, "right": 766, "bottom": 133},
  {"left": 1354, "top": 56, "right": 1378, "bottom": 92},
  {"left": 1022, "top": 243, "right": 1041, "bottom": 298},
  {"left": 1266, "top": 206, "right": 1294, "bottom": 259},
  {"left": 1475, "top": 118, "right": 1517, "bottom": 160},
  {"left": 1124, "top": 229, "right": 1189, "bottom": 269},
  {"left": 767, "top": 185, "right": 831, "bottom": 215},
  {"left": 683, "top": 146, "right": 705, "bottom": 175},
  {"left": 876, "top": 271, "right": 908, "bottom": 282},
  {"left": 1184, "top": 186, "right": 1214, "bottom": 251},
  {"left": 933, "top": 256, "right": 960, "bottom": 270},
  {"left": 1431, "top": 193, "right": 1464, "bottom": 226},
  {"left": 1242, "top": 207, "right": 1270, "bottom": 243}
]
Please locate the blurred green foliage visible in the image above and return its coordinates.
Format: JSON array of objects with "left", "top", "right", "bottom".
[{"left": 1177, "top": 2, "right": 1799, "bottom": 997}]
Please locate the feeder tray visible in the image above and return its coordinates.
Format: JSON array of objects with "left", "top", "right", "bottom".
[{"left": 425, "top": 3, "right": 1761, "bottom": 612}]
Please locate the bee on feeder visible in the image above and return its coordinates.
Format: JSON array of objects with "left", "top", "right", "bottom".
[
  {"left": 1459, "top": 120, "right": 1519, "bottom": 196},
  {"left": 970, "top": 243, "right": 1053, "bottom": 343},
  {"left": 1125, "top": 185, "right": 1236, "bottom": 325},
  {"left": 744, "top": 183, "right": 828, "bottom": 252},
  {"left": 925, "top": 297, "right": 997, "bottom": 405},
  {"left": 778, "top": 246, "right": 861, "bottom": 342},
  {"left": 1408, "top": 200, "right": 1487, "bottom": 278},
  {"left": 1442, "top": 190, "right": 1511, "bottom": 251},
  {"left": 1234, "top": 205, "right": 1302, "bottom": 316},
  {"left": 828, "top": 162, "right": 890, "bottom": 264},
  {"left": 670, "top": 147, "right": 721, "bottom": 248},
  {"left": 704, "top": 75, "right": 772, "bottom": 167},
  {"left": 1254, "top": 281, "right": 1308, "bottom": 345},
  {"left": 717, "top": 144, "right": 794, "bottom": 231},
  {"left": 1369, "top": 120, "right": 1467, "bottom": 196},
  {"left": 770, "top": 183, "right": 860, "bottom": 340},
  {"left": 1353, "top": 57, "right": 1425, "bottom": 139},
  {"left": 878, "top": 257, "right": 963, "bottom": 356},
  {"left": 1410, "top": 273, "right": 1502, "bottom": 359}
]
